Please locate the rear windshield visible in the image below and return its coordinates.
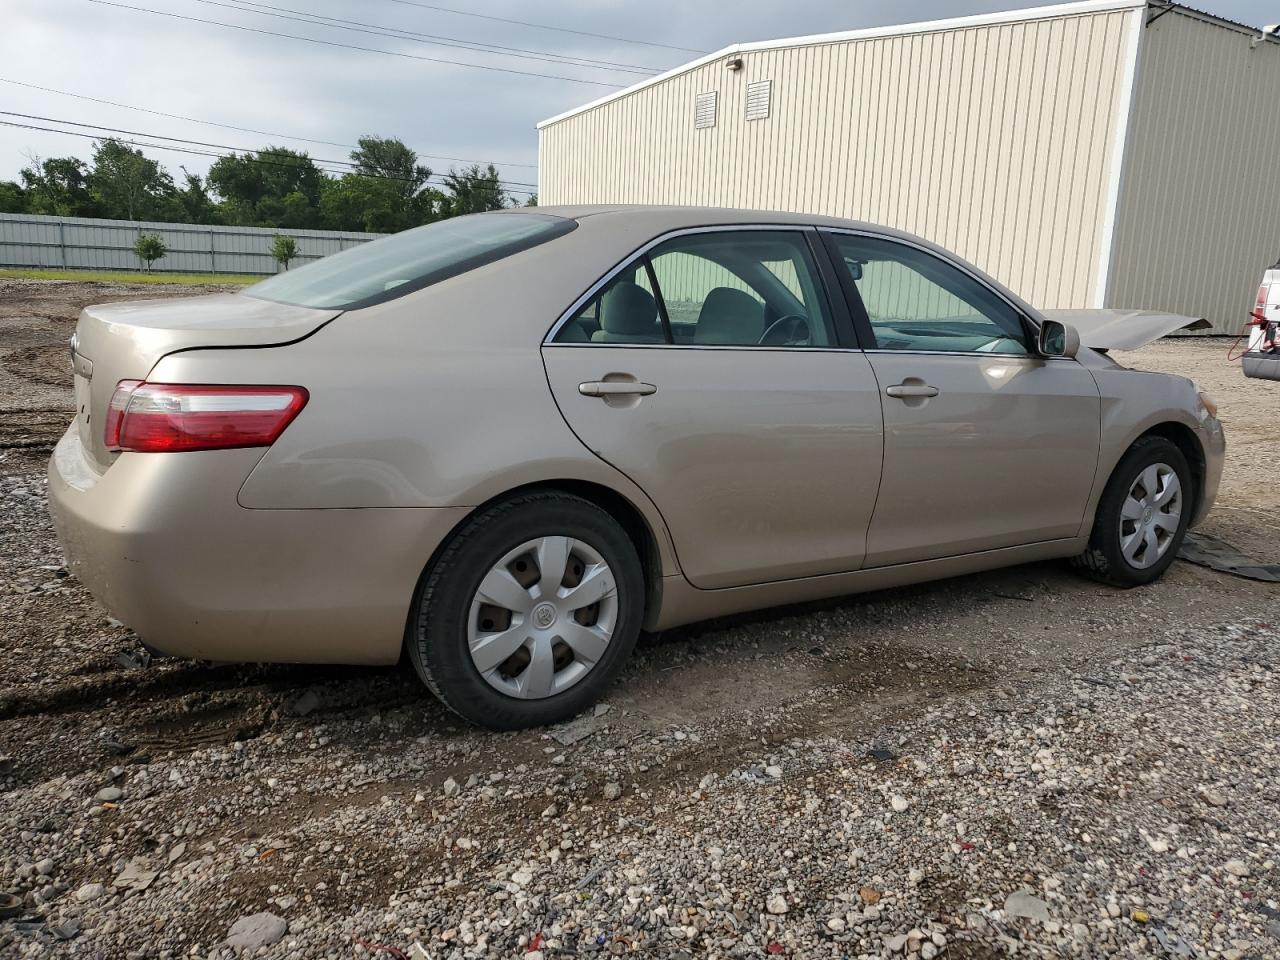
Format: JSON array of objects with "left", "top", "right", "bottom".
[{"left": 244, "top": 212, "right": 576, "bottom": 310}]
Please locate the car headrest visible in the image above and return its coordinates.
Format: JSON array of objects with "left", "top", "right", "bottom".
[
  {"left": 696, "top": 287, "right": 764, "bottom": 344},
  {"left": 600, "top": 281, "right": 659, "bottom": 335}
]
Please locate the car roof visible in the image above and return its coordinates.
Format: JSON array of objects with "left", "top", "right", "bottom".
[
  {"left": 532, "top": 203, "right": 885, "bottom": 232},
  {"left": 519, "top": 204, "right": 1043, "bottom": 324}
]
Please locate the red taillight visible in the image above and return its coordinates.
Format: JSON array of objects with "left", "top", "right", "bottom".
[
  {"left": 1257, "top": 284, "right": 1271, "bottom": 312},
  {"left": 104, "top": 379, "right": 143, "bottom": 450},
  {"left": 104, "top": 382, "right": 308, "bottom": 453}
]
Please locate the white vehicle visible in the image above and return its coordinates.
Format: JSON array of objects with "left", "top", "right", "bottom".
[{"left": 1245, "top": 260, "right": 1280, "bottom": 381}]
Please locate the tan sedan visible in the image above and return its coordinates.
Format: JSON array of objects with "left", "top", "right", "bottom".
[{"left": 48, "top": 206, "right": 1224, "bottom": 729}]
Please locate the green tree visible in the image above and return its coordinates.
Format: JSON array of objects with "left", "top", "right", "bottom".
[
  {"left": 320, "top": 173, "right": 442, "bottom": 233},
  {"left": 352, "top": 136, "right": 434, "bottom": 217},
  {"left": 316, "top": 136, "right": 440, "bottom": 233},
  {"left": 0, "top": 180, "right": 25, "bottom": 213},
  {"left": 439, "top": 164, "right": 507, "bottom": 217},
  {"left": 352, "top": 137, "right": 430, "bottom": 193},
  {"left": 89, "top": 139, "right": 177, "bottom": 221},
  {"left": 270, "top": 234, "right": 298, "bottom": 270},
  {"left": 319, "top": 175, "right": 380, "bottom": 232},
  {"left": 208, "top": 147, "right": 324, "bottom": 227},
  {"left": 523, "top": 193, "right": 538, "bottom": 208},
  {"left": 20, "top": 156, "right": 96, "bottom": 216},
  {"left": 174, "top": 169, "right": 218, "bottom": 224},
  {"left": 260, "top": 190, "right": 318, "bottom": 230},
  {"left": 133, "top": 232, "right": 166, "bottom": 271}
]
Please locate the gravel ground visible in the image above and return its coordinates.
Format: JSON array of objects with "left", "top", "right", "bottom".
[{"left": 1, "top": 280, "right": 1278, "bottom": 959}]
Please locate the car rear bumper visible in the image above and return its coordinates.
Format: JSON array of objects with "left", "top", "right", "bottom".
[{"left": 47, "top": 426, "right": 468, "bottom": 665}]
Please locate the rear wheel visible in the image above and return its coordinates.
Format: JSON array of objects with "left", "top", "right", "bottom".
[
  {"left": 1073, "top": 436, "right": 1192, "bottom": 587},
  {"left": 408, "top": 492, "right": 643, "bottom": 730}
]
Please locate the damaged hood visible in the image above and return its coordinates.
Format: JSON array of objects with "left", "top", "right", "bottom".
[{"left": 1041, "top": 309, "right": 1211, "bottom": 351}]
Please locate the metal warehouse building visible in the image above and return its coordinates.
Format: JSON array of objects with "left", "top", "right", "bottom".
[{"left": 537, "top": 0, "right": 1280, "bottom": 334}]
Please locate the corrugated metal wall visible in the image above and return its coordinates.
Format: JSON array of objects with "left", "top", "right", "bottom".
[
  {"left": 0, "top": 213, "right": 381, "bottom": 275},
  {"left": 648, "top": 250, "right": 803, "bottom": 300},
  {"left": 1107, "top": 11, "right": 1280, "bottom": 334},
  {"left": 539, "top": 5, "right": 1140, "bottom": 311}
]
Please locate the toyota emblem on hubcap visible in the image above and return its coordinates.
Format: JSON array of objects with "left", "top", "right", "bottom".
[{"left": 532, "top": 602, "right": 557, "bottom": 628}]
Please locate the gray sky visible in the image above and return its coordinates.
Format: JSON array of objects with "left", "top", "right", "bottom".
[{"left": 2, "top": 0, "right": 1276, "bottom": 196}]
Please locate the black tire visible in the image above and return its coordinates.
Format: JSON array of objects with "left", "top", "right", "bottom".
[
  {"left": 1072, "top": 436, "right": 1193, "bottom": 587},
  {"left": 407, "top": 491, "right": 644, "bottom": 730}
]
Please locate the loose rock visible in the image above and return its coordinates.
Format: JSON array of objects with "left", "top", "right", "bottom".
[
  {"left": 1005, "top": 890, "right": 1052, "bottom": 923},
  {"left": 225, "top": 912, "right": 287, "bottom": 951}
]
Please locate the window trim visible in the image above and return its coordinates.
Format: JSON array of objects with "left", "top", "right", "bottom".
[
  {"left": 544, "top": 224, "right": 858, "bottom": 350},
  {"left": 641, "top": 255, "right": 674, "bottom": 343},
  {"left": 817, "top": 228, "right": 1046, "bottom": 357}
]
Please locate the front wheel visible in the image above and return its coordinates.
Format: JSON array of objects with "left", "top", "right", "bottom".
[
  {"left": 1073, "top": 436, "right": 1192, "bottom": 587},
  {"left": 408, "top": 492, "right": 644, "bottom": 730}
]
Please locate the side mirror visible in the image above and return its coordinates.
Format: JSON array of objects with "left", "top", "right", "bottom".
[{"left": 1038, "top": 319, "right": 1080, "bottom": 359}]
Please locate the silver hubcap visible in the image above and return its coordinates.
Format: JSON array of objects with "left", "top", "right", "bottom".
[
  {"left": 467, "top": 536, "right": 618, "bottom": 700},
  {"left": 1119, "top": 463, "right": 1182, "bottom": 569}
]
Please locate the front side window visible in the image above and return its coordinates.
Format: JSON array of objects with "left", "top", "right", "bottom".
[
  {"left": 246, "top": 212, "right": 575, "bottom": 310},
  {"left": 554, "top": 230, "right": 834, "bottom": 347},
  {"left": 829, "top": 234, "right": 1029, "bottom": 355}
]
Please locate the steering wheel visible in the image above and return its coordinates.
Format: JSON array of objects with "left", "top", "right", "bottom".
[{"left": 758, "top": 314, "right": 810, "bottom": 346}]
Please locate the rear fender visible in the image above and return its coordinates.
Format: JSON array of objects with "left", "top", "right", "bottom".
[{"left": 147, "top": 340, "right": 683, "bottom": 580}]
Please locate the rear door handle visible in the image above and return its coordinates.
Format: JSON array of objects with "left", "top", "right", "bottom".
[
  {"left": 579, "top": 380, "right": 657, "bottom": 397},
  {"left": 885, "top": 383, "right": 940, "bottom": 399}
]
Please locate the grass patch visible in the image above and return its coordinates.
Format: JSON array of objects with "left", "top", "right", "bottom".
[{"left": 0, "top": 268, "right": 259, "bottom": 285}]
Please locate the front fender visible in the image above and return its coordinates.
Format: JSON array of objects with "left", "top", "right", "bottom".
[{"left": 1080, "top": 366, "right": 1223, "bottom": 534}]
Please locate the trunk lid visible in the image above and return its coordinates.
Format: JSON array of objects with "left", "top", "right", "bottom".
[{"left": 70, "top": 292, "right": 339, "bottom": 470}]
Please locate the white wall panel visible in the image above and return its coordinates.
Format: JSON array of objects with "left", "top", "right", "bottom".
[
  {"left": 540, "top": 5, "right": 1141, "bottom": 310},
  {"left": 1107, "top": 11, "right": 1280, "bottom": 334}
]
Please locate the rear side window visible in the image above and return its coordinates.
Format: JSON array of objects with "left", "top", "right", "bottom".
[
  {"left": 556, "top": 265, "right": 665, "bottom": 344},
  {"left": 554, "top": 230, "right": 834, "bottom": 347},
  {"left": 245, "top": 213, "right": 575, "bottom": 310}
]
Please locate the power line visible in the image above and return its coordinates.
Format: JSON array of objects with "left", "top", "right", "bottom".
[
  {"left": 0, "top": 111, "right": 539, "bottom": 188},
  {"left": 1, "top": 119, "right": 538, "bottom": 196},
  {"left": 82, "top": 0, "right": 626, "bottom": 88},
  {"left": 377, "top": 0, "right": 708, "bottom": 55},
  {"left": 2, "top": 113, "right": 538, "bottom": 194},
  {"left": 211, "top": 0, "right": 665, "bottom": 74},
  {"left": 7, "top": 120, "right": 537, "bottom": 197},
  {"left": 0, "top": 119, "right": 367, "bottom": 181},
  {"left": 0, "top": 77, "right": 539, "bottom": 169}
]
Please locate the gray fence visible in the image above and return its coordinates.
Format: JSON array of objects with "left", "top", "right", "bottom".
[{"left": 0, "top": 212, "right": 383, "bottom": 276}]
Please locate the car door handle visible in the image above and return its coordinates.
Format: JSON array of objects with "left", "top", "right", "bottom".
[
  {"left": 885, "top": 383, "right": 940, "bottom": 399},
  {"left": 579, "top": 381, "right": 658, "bottom": 398}
]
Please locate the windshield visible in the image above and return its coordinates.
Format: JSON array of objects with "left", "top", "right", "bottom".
[{"left": 244, "top": 213, "right": 576, "bottom": 310}]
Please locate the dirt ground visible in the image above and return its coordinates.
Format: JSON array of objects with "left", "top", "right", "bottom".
[{"left": 0, "top": 278, "right": 1277, "bottom": 958}]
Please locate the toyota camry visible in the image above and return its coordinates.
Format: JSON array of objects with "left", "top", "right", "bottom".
[{"left": 48, "top": 206, "right": 1225, "bottom": 729}]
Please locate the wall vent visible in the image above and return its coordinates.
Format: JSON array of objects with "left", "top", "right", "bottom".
[
  {"left": 745, "top": 79, "right": 772, "bottom": 121},
  {"left": 694, "top": 91, "right": 718, "bottom": 129}
]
